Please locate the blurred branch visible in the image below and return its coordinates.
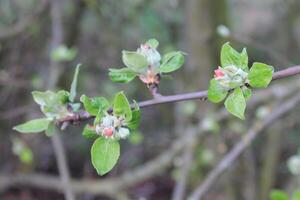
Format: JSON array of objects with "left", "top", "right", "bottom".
[
  {"left": 0, "top": 0, "right": 49, "bottom": 40},
  {"left": 48, "top": 0, "right": 75, "bottom": 200},
  {"left": 231, "top": 34, "right": 294, "bottom": 66},
  {"left": 188, "top": 92, "right": 300, "bottom": 200},
  {"left": 58, "top": 65, "right": 300, "bottom": 125},
  {"left": 172, "top": 129, "right": 196, "bottom": 200}
]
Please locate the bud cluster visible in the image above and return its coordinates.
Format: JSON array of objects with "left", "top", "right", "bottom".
[
  {"left": 137, "top": 43, "right": 161, "bottom": 86},
  {"left": 95, "top": 114, "right": 130, "bottom": 140},
  {"left": 214, "top": 65, "right": 248, "bottom": 89}
]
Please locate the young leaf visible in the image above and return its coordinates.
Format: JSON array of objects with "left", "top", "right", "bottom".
[
  {"left": 208, "top": 79, "right": 228, "bottom": 103},
  {"left": 224, "top": 87, "right": 246, "bottom": 120},
  {"left": 32, "top": 90, "right": 69, "bottom": 107},
  {"left": 13, "top": 118, "right": 52, "bottom": 133},
  {"left": 242, "top": 87, "right": 252, "bottom": 100},
  {"left": 160, "top": 51, "right": 185, "bottom": 73},
  {"left": 127, "top": 104, "right": 141, "bottom": 130},
  {"left": 240, "top": 48, "right": 249, "bottom": 71},
  {"left": 145, "top": 38, "right": 159, "bottom": 49},
  {"left": 221, "top": 43, "right": 248, "bottom": 71},
  {"left": 248, "top": 62, "right": 274, "bottom": 88},
  {"left": 32, "top": 90, "right": 70, "bottom": 118},
  {"left": 122, "top": 51, "right": 148, "bottom": 71},
  {"left": 270, "top": 190, "right": 289, "bottom": 200},
  {"left": 69, "top": 64, "right": 81, "bottom": 102},
  {"left": 108, "top": 68, "right": 137, "bottom": 83},
  {"left": 91, "top": 137, "right": 120, "bottom": 175},
  {"left": 80, "top": 95, "right": 109, "bottom": 116},
  {"left": 45, "top": 122, "right": 55, "bottom": 136},
  {"left": 82, "top": 125, "right": 98, "bottom": 139},
  {"left": 113, "top": 92, "right": 132, "bottom": 121}
]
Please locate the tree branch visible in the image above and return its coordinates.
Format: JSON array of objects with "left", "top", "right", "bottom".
[
  {"left": 187, "top": 92, "right": 300, "bottom": 200},
  {"left": 58, "top": 65, "right": 300, "bottom": 125}
]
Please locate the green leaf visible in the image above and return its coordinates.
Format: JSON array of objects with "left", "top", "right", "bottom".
[
  {"left": 91, "top": 137, "right": 120, "bottom": 175},
  {"left": 108, "top": 68, "right": 137, "bottom": 83},
  {"left": 240, "top": 48, "right": 248, "bottom": 71},
  {"left": 221, "top": 43, "right": 248, "bottom": 71},
  {"left": 224, "top": 87, "right": 246, "bottom": 120},
  {"left": 122, "top": 50, "right": 148, "bottom": 71},
  {"left": 145, "top": 38, "right": 159, "bottom": 49},
  {"left": 69, "top": 64, "right": 81, "bottom": 102},
  {"left": 242, "top": 87, "right": 252, "bottom": 100},
  {"left": 82, "top": 125, "right": 98, "bottom": 139},
  {"left": 113, "top": 92, "right": 132, "bottom": 121},
  {"left": 248, "top": 62, "right": 274, "bottom": 88},
  {"left": 32, "top": 90, "right": 70, "bottom": 118},
  {"left": 127, "top": 103, "right": 141, "bottom": 130},
  {"left": 80, "top": 95, "right": 110, "bottom": 116},
  {"left": 270, "top": 190, "right": 289, "bottom": 200},
  {"left": 32, "top": 90, "right": 69, "bottom": 106},
  {"left": 208, "top": 79, "right": 228, "bottom": 103},
  {"left": 160, "top": 51, "right": 185, "bottom": 73},
  {"left": 45, "top": 122, "right": 55, "bottom": 136},
  {"left": 13, "top": 118, "right": 52, "bottom": 133}
]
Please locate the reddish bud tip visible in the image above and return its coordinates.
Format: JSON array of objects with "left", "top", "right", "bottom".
[
  {"left": 142, "top": 44, "right": 151, "bottom": 49},
  {"left": 103, "top": 128, "right": 114, "bottom": 137},
  {"left": 214, "top": 69, "right": 225, "bottom": 78}
]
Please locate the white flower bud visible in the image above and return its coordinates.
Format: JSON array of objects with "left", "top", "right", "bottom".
[
  {"left": 102, "top": 115, "right": 117, "bottom": 127},
  {"left": 215, "top": 65, "right": 248, "bottom": 89},
  {"left": 116, "top": 127, "right": 130, "bottom": 139},
  {"left": 137, "top": 44, "right": 161, "bottom": 67}
]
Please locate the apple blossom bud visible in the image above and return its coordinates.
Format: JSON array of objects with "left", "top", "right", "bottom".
[
  {"left": 214, "top": 68, "right": 225, "bottom": 78},
  {"left": 116, "top": 127, "right": 130, "bottom": 139},
  {"left": 103, "top": 127, "right": 114, "bottom": 137},
  {"left": 138, "top": 44, "right": 161, "bottom": 67}
]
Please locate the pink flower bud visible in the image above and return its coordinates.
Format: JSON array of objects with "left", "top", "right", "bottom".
[
  {"left": 103, "top": 128, "right": 114, "bottom": 137},
  {"left": 141, "top": 44, "right": 151, "bottom": 50},
  {"left": 214, "top": 68, "right": 225, "bottom": 78}
]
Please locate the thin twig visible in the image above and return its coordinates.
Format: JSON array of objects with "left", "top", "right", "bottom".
[
  {"left": 187, "top": 92, "right": 300, "bottom": 200},
  {"left": 48, "top": 0, "right": 75, "bottom": 200},
  {"left": 58, "top": 65, "right": 300, "bottom": 125}
]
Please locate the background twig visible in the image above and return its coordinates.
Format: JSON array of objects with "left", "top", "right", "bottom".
[{"left": 188, "top": 92, "right": 300, "bottom": 200}]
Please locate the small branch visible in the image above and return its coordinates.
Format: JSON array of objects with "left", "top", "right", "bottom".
[
  {"left": 187, "top": 92, "right": 300, "bottom": 200},
  {"left": 58, "top": 65, "right": 300, "bottom": 125}
]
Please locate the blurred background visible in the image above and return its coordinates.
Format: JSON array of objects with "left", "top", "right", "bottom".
[{"left": 1, "top": 0, "right": 300, "bottom": 199}]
